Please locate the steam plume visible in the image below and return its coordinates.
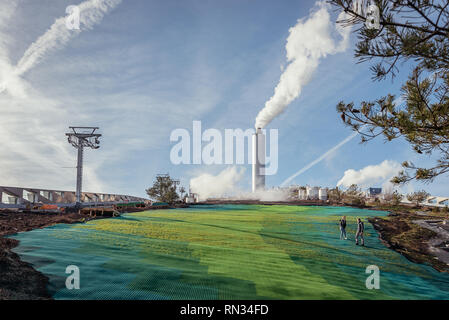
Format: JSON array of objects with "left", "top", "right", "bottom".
[
  {"left": 190, "top": 167, "right": 246, "bottom": 201},
  {"left": 190, "top": 166, "right": 290, "bottom": 201},
  {"left": 255, "top": 2, "right": 350, "bottom": 129}
]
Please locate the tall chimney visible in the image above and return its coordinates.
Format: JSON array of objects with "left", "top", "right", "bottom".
[{"left": 252, "top": 128, "right": 265, "bottom": 192}]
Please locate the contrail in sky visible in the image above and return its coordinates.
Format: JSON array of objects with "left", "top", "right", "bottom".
[
  {"left": 0, "top": 0, "right": 121, "bottom": 96},
  {"left": 280, "top": 130, "right": 359, "bottom": 187},
  {"left": 16, "top": 0, "right": 122, "bottom": 76}
]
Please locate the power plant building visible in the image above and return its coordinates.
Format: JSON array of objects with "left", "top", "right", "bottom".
[
  {"left": 306, "top": 186, "right": 319, "bottom": 200},
  {"left": 252, "top": 128, "right": 265, "bottom": 192},
  {"left": 319, "top": 188, "right": 328, "bottom": 201}
]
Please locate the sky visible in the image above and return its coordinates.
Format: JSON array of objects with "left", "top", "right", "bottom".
[{"left": 0, "top": 0, "right": 447, "bottom": 198}]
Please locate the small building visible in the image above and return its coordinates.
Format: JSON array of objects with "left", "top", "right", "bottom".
[{"left": 366, "top": 188, "right": 382, "bottom": 198}]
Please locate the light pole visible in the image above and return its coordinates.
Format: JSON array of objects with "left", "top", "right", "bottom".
[{"left": 66, "top": 127, "right": 101, "bottom": 204}]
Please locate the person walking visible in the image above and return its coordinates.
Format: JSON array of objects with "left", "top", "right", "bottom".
[
  {"left": 339, "top": 216, "right": 347, "bottom": 240},
  {"left": 355, "top": 218, "right": 365, "bottom": 246}
]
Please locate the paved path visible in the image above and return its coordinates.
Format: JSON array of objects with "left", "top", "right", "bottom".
[{"left": 414, "top": 219, "right": 449, "bottom": 265}]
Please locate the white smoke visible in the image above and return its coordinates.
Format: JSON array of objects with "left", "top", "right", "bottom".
[
  {"left": 15, "top": 0, "right": 122, "bottom": 76},
  {"left": 190, "top": 166, "right": 246, "bottom": 201},
  {"left": 255, "top": 2, "right": 351, "bottom": 129},
  {"left": 190, "top": 166, "right": 290, "bottom": 201},
  {"left": 337, "top": 160, "right": 402, "bottom": 189},
  {"left": 239, "top": 188, "right": 290, "bottom": 201}
]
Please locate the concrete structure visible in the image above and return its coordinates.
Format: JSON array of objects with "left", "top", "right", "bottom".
[
  {"left": 398, "top": 194, "right": 448, "bottom": 208},
  {"left": 424, "top": 196, "right": 449, "bottom": 207},
  {"left": 185, "top": 193, "right": 199, "bottom": 204},
  {"left": 252, "top": 128, "right": 265, "bottom": 192},
  {"left": 306, "top": 186, "right": 319, "bottom": 200},
  {"left": 0, "top": 185, "right": 146, "bottom": 208},
  {"left": 319, "top": 188, "right": 328, "bottom": 201},
  {"left": 411, "top": 196, "right": 449, "bottom": 208}
]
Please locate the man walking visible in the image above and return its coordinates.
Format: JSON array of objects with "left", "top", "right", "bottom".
[
  {"left": 355, "top": 218, "right": 364, "bottom": 246},
  {"left": 339, "top": 216, "right": 347, "bottom": 240}
]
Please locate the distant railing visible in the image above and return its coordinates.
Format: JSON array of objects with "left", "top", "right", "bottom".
[{"left": 0, "top": 185, "right": 146, "bottom": 208}]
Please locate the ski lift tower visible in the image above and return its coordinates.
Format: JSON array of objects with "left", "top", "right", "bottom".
[{"left": 66, "top": 127, "right": 102, "bottom": 204}]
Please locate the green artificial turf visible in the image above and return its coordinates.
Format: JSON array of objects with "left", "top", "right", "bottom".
[{"left": 11, "top": 205, "right": 449, "bottom": 299}]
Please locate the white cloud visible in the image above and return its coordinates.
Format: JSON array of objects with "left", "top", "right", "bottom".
[
  {"left": 337, "top": 160, "right": 402, "bottom": 189},
  {"left": 0, "top": 0, "right": 17, "bottom": 59},
  {"left": 0, "top": 0, "right": 122, "bottom": 192},
  {"left": 0, "top": 30, "right": 223, "bottom": 196}
]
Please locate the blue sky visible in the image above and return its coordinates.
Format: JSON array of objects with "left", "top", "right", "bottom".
[{"left": 0, "top": 0, "right": 447, "bottom": 198}]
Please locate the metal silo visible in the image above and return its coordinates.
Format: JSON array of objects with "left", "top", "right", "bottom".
[
  {"left": 306, "top": 186, "right": 319, "bottom": 200},
  {"left": 319, "top": 188, "right": 328, "bottom": 200}
]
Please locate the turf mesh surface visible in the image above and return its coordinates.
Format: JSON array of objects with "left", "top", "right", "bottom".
[{"left": 11, "top": 205, "right": 449, "bottom": 299}]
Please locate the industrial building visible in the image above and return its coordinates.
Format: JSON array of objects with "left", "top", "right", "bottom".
[
  {"left": 306, "top": 186, "right": 319, "bottom": 200},
  {"left": 185, "top": 192, "right": 199, "bottom": 204},
  {"left": 252, "top": 128, "right": 265, "bottom": 192},
  {"left": 318, "top": 188, "right": 328, "bottom": 201},
  {"left": 298, "top": 186, "right": 328, "bottom": 200}
]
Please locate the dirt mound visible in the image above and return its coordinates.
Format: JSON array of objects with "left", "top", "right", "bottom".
[{"left": 0, "top": 212, "right": 100, "bottom": 300}]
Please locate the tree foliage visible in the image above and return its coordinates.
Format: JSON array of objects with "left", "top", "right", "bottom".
[
  {"left": 383, "top": 189, "right": 404, "bottom": 205},
  {"left": 406, "top": 189, "right": 430, "bottom": 206},
  {"left": 179, "top": 186, "right": 186, "bottom": 200},
  {"left": 146, "top": 174, "right": 180, "bottom": 204},
  {"left": 391, "top": 190, "right": 404, "bottom": 206},
  {"left": 330, "top": 0, "right": 449, "bottom": 184},
  {"left": 341, "top": 184, "right": 366, "bottom": 205},
  {"left": 328, "top": 186, "right": 344, "bottom": 202}
]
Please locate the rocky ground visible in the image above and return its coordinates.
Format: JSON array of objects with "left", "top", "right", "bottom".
[
  {"left": 369, "top": 210, "right": 449, "bottom": 273},
  {"left": 0, "top": 211, "right": 102, "bottom": 300}
]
